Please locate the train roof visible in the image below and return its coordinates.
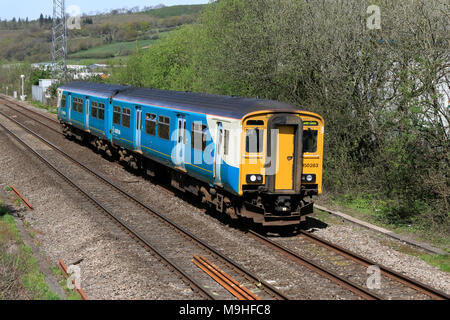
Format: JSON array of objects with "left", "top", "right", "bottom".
[
  {"left": 59, "top": 82, "right": 129, "bottom": 98},
  {"left": 60, "top": 82, "right": 299, "bottom": 119}
]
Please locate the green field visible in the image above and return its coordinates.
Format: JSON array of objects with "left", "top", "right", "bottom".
[
  {"left": 143, "top": 5, "right": 205, "bottom": 18},
  {"left": 68, "top": 39, "right": 156, "bottom": 60},
  {"left": 66, "top": 56, "right": 130, "bottom": 66}
]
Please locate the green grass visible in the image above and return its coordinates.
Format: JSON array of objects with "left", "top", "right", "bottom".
[
  {"left": 50, "top": 267, "right": 82, "bottom": 300},
  {"left": 0, "top": 199, "right": 8, "bottom": 215},
  {"left": 30, "top": 100, "right": 57, "bottom": 114},
  {"left": 66, "top": 30, "right": 177, "bottom": 66},
  {"left": 311, "top": 207, "right": 345, "bottom": 226},
  {"left": 0, "top": 212, "right": 60, "bottom": 299},
  {"left": 143, "top": 5, "right": 205, "bottom": 18},
  {"left": 69, "top": 39, "right": 157, "bottom": 60},
  {"left": 419, "top": 254, "right": 450, "bottom": 273},
  {"left": 66, "top": 55, "right": 130, "bottom": 66}
]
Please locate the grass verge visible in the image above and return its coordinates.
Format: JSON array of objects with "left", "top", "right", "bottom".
[
  {"left": 0, "top": 199, "right": 60, "bottom": 300},
  {"left": 50, "top": 266, "right": 81, "bottom": 300},
  {"left": 29, "top": 100, "right": 57, "bottom": 114},
  {"left": 419, "top": 254, "right": 450, "bottom": 273}
]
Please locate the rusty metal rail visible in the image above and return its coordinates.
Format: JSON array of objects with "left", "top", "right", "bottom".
[
  {"left": 299, "top": 230, "right": 450, "bottom": 300},
  {"left": 9, "top": 185, "right": 33, "bottom": 211},
  {"left": 193, "top": 255, "right": 261, "bottom": 300},
  {"left": 58, "top": 259, "right": 89, "bottom": 300}
]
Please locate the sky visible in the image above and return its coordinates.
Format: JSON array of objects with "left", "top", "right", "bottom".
[{"left": 0, "top": 0, "right": 210, "bottom": 20}]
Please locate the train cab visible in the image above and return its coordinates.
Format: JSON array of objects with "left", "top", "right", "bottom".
[{"left": 238, "top": 111, "right": 324, "bottom": 226}]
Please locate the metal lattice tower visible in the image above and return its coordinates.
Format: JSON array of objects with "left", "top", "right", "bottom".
[{"left": 52, "top": 0, "right": 67, "bottom": 78}]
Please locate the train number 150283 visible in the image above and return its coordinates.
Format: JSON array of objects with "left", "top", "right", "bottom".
[{"left": 303, "top": 163, "right": 319, "bottom": 168}]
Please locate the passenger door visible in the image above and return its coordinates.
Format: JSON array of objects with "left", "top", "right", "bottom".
[
  {"left": 135, "top": 106, "right": 142, "bottom": 152},
  {"left": 175, "top": 115, "right": 186, "bottom": 170},
  {"left": 85, "top": 98, "right": 90, "bottom": 130},
  {"left": 214, "top": 122, "right": 224, "bottom": 185},
  {"left": 275, "top": 125, "right": 295, "bottom": 190},
  {"left": 68, "top": 94, "right": 72, "bottom": 122}
]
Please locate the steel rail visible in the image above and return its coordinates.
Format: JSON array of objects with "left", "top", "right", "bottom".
[
  {"left": 298, "top": 230, "right": 450, "bottom": 300},
  {"left": 0, "top": 110, "right": 289, "bottom": 300},
  {"left": 247, "top": 230, "right": 383, "bottom": 300},
  {"left": 0, "top": 119, "right": 216, "bottom": 301},
  {"left": 0, "top": 96, "right": 59, "bottom": 124},
  {"left": 0, "top": 102, "right": 61, "bottom": 134},
  {"left": 193, "top": 255, "right": 260, "bottom": 300}
]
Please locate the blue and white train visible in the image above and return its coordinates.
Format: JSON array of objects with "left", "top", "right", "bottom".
[{"left": 57, "top": 82, "right": 324, "bottom": 226}]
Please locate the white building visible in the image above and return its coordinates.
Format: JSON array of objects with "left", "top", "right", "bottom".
[{"left": 32, "top": 79, "right": 58, "bottom": 104}]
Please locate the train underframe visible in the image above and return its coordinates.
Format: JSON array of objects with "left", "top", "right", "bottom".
[{"left": 62, "top": 123, "right": 316, "bottom": 227}]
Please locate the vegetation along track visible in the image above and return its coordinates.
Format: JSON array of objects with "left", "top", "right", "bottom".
[
  {"left": 0, "top": 103, "right": 288, "bottom": 301},
  {"left": 1, "top": 98, "right": 448, "bottom": 300}
]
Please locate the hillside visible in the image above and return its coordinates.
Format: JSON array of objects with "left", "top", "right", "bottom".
[
  {"left": 0, "top": 4, "right": 205, "bottom": 64},
  {"left": 143, "top": 4, "right": 205, "bottom": 18}
]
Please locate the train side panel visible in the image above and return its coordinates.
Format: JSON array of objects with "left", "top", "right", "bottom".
[
  {"left": 110, "top": 100, "right": 135, "bottom": 151},
  {"left": 88, "top": 96, "right": 110, "bottom": 140},
  {"left": 68, "top": 93, "right": 87, "bottom": 131}
]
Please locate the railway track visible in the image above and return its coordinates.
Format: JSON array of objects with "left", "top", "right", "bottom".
[
  {"left": 250, "top": 230, "right": 449, "bottom": 300},
  {"left": 1, "top": 98, "right": 448, "bottom": 300},
  {"left": 0, "top": 117, "right": 214, "bottom": 300},
  {"left": 247, "top": 230, "right": 382, "bottom": 300},
  {"left": 296, "top": 230, "right": 449, "bottom": 300},
  {"left": 0, "top": 107, "right": 288, "bottom": 301}
]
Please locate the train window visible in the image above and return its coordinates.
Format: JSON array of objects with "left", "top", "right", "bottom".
[
  {"left": 192, "top": 122, "right": 207, "bottom": 151},
  {"left": 98, "top": 103, "right": 105, "bottom": 120},
  {"left": 113, "top": 106, "right": 121, "bottom": 125},
  {"left": 78, "top": 98, "right": 84, "bottom": 113},
  {"left": 246, "top": 129, "right": 263, "bottom": 153},
  {"left": 303, "top": 129, "right": 318, "bottom": 153},
  {"left": 122, "top": 108, "right": 131, "bottom": 128},
  {"left": 145, "top": 114, "right": 157, "bottom": 136},
  {"left": 72, "top": 97, "right": 77, "bottom": 112},
  {"left": 158, "top": 116, "right": 170, "bottom": 140},
  {"left": 61, "top": 95, "right": 66, "bottom": 108},
  {"left": 224, "top": 130, "right": 230, "bottom": 155},
  {"left": 247, "top": 120, "right": 265, "bottom": 126},
  {"left": 91, "top": 102, "right": 98, "bottom": 118}
]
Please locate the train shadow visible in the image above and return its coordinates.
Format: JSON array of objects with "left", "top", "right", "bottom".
[{"left": 243, "top": 216, "right": 329, "bottom": 238}]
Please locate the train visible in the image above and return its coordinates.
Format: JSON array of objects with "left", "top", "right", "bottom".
[{"left": 57, "top": 82, "right": 324, "bottom": 227}]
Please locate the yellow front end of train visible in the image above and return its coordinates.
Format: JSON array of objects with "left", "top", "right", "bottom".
[{"left": 238, "top": 110, "right": 324, "bottom": 225}]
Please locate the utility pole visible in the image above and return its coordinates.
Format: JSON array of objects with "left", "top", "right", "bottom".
[
  {"left": 20, "top": 75, "right": 25, "bottom": 101},
  {"left": 52, "top": 0, "right": 67, "bottom": 79}
]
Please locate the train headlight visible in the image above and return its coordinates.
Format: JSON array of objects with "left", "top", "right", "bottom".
[
  {"left": 246, "top": 174, "right": 263, "bottom": 184},
  {"left": 302, "top": 174, "right": 316, "bottom": 183}
]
